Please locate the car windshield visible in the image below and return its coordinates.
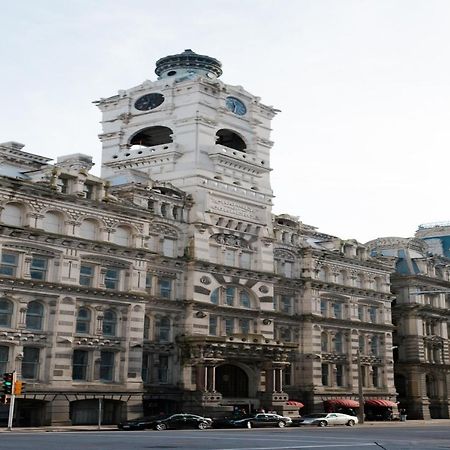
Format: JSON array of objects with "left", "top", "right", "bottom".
[{"left": 304, "top": 414, "right": 328, "bottom": 418}]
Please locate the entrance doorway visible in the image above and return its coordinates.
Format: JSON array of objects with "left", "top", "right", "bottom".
[{"left": 215, "top": 364, "right": 249, "bottom": 398}]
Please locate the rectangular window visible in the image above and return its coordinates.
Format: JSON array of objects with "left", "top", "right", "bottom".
[
  {"left": 99, "top": 351, "right": 114, "bottom": 381},
  {"left": 22, "top": 347, "right": 40, "bottom": 379},
  {"left": 72, "top": 350, "right": 88, "bottom": 380},
  {"left": 145, "top": 272, "right": 153, "bottom": 293},
  {"left": 280, "top": 295, "right": 292, "bottom": 314},
  {"left": 158, "top": 355, "right": 169, "bottom": 383},
  {"left": 162, "top": 239, "right": 175, "bottom": 257},
  {"left": 30, "top": 257, "right": 47, "bottom": 280},
  {"left": 0, "top": 346, "right": 8, "bottom": 374},
  {"left": 372, "top": 366, "right": 379, "bottom": 388},
  {"left": 79, "top": 264, "right": 94, "bottom": 287},
  {"left": 142, "top": 352, "right": 150, "bottom": 383},
  {"left": 321, "top": 363, "right": 329, "bottom": 386},
  {"left": 105, "top": 268, "right": 119, "bottom": 290},
  {"left": 209, "top": 316, "right": 217, "bottom": 336},
  {"left": 368, "top": 307, "right": 377, "bottom": 323},
  {"left": 336, "top": 364, "right": 344, "bottom": 387},
  {"left": 240, "top": 252, "right": 251, "bottom": 269},
  {"left": 0, "top": 252, "right": 18, "bottom": 277},
  {"left": 358, "top": 305, "right": 364, "bottom": 321},
  {"left": 240, "top": 319, "right": 250, "bottom": 335},
  {"left": 333, "top": 303, "right": 342, "bottom": 319},
  {"left": 225, "top": 318, "right": 234, "bottom": 335},
  {"left": 320, "top": 299, "right": 328, "bottom": 316},
  {"left": 159, "top": 278, "right": 172, "bottom": 299},
  {"left": 283, "top": 367, "right": 292, "bottom": 386}
]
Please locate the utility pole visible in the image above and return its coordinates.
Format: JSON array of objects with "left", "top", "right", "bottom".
[{"left": 7, "top": 371, "right": 17, "bottom": 431}]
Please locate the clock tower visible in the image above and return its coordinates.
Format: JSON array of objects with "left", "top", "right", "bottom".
[{"left": 97, "top": 49, "right": 278, "bottom": 272}]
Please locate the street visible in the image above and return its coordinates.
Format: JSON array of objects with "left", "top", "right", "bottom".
[{"left": 1, "top": 425, "right": 450, "bottom": 450}]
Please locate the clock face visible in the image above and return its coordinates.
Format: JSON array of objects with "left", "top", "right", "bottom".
[
  {"left": 134, "top": 93, "right": 165, "bottom": 111},
  {"left": 226, "top": 96, "right": 247, "bottom": 116}
]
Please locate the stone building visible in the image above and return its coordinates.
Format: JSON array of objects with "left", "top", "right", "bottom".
[
  {"left": 367, "top": 235, "right": 450, "bottom": 419},
  {"left": 0, "top": 50, "right": 396, "bottom": 426}
]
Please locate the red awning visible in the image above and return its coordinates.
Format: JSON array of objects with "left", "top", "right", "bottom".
[
  {"left": 365, "top": 399, "right": 397, "bottom": 407},
  {"left": 324, "top": 399, "right": 360, "bottom": 408},
  {"left": 286, "top": 400, "right": 304, "bottom": 408}
]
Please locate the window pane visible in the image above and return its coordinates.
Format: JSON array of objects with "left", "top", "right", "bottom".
[
  {"left": 225, "top": 318, "right": 234, "bottom": 335},
  {"left": 105, "top": 268, "right": 119, "bottom": 290},
  {"left": 26, "top": 302, "right": 43, "bottom": 330},
  {"left": 225, "top": 287, "right": 235, "bottom": 306},
  {"left": 0, "top": 299, "right": 13, "bottom": 327},
  {"left": 158, "top": 318, "right": 170, "bottom": 342},
  {"left": 240, "top": 291, "right": 250, "bottom": 308},
  {"left": 281, "top": 296, "right": 292, "bottom": 313},
  {"left": 0, "top": 253, "right": 18, "bottom": 277},
  {"left": 159, "top": 279, "right": 172, "bottom": 298},
  {"left": 80, "top": 265, "right": 94, "bottom": 287},
  {"left": 240, "top": 319, "right": 250, "bottom": 334},
  {"left": 30, "top": 257, "right": 47, "bottom": 280},
  {"left": 209, "top": 316, "right": 217, "bottom": 336},
  {"left": 158, "top": 355, "right": 169, "bottom": 383},
  {"left": 100, "top": 351, "right": 114, "bottom": 381},
  {"left": 210, "top": 288, "right": 219, "bottom": 304},
  {"left": 72, "top": 350, "right": 88, "bottom": 380},
  {"left": 76, "top": 308, "right": 91, "bottom": 334},
  {"left": 103, "top": 310, "right": 116, "bottom": 336},
  {"left": 0, "top": 346, "right": 9, "bottom": 374},
  {"left": 22, "top": 347, "right": 40, "bottom": 379}
]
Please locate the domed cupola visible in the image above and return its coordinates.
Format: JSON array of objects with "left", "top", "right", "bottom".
[{"left": 155, "top": 49, "right": 222, "bottom": 80}]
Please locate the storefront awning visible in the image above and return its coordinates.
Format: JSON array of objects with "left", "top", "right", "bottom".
[
  {"left": 365, "top": 399, "right": 397, "bottom": 407},
  {"left": 286, "top": 400, "right": 304, "bottom": 408},
  {"left": 324, "top": 399, "right": 359, "bottom": 408}
]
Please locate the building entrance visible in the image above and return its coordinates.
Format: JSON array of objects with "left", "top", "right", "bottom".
[{"left": 215, "top": 364, "right": 249, "bottom": 398}]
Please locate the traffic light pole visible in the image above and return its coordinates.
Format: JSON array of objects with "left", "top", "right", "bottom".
[{"left": 7, "top": 371, "right": 17, "bottom": 431}]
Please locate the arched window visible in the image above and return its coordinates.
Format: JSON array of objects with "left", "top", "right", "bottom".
[
  {"left": 26, "top": 301, "right": 44, "bottom": 330},
  {"left": 103, "top": 310, "right": 117, "bottom": 336},
  {"left": 112, "top": 226, "right": 131, "bottom": 247},
  {"left": 225, "top": 287, "right": 235, "bottom": 306},
  {"left": 76, "top": 308, "right": 91, "bottom": 334},
  {"left": 240, "top": 291, "right": 250, "bottom": 308},
  {"left": 215, "top": 129, "right": 246, "bottom": 152},
  {"left": 321, "top": 332, "right": 328, "bottom": 352},
  {"left": 334, "top": 332, "right": 343, "bottom": 353},
  {"left": 157, "top": 317, "right": 171, "bottom": 342},
  {"left": 0, "top": 299, "right": 13, "bottom": 327},
  {"left": 43, "top": 211, "right": 63, "bottom": 234},
  {"left": 129, "top": 126, "right": 173, "bottom": 148},
  {"left": 1, "top": 203, "right": 25, "bottom": 226},
  {"left": 144, "top": 316, "right": 150, "bottom": 340},
  {"left": 80, "top": 219, "right": 98, "bottom": 240}
]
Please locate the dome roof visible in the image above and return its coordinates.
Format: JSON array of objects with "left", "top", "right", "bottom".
[{"left": 155, "top": 49, "right": 222, "bottom": 79}]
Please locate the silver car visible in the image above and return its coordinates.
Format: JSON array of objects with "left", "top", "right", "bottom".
[{"left": 293, "top": 413, "right": 358, "bottom": 427}]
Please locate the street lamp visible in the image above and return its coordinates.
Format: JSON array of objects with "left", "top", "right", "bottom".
[{"left": 357, "top": 350, "right": 364, "bottom": 424}]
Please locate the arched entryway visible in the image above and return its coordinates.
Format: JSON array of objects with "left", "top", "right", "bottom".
[{"left": 216, "top": 364, "right": 249, "bottom": 398}]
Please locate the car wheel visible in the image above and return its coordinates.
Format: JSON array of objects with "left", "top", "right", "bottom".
[
  {"left": 155, "top": 423, "right": 167, "bottom": 431},
  {"left": 318, "top": 420, "right": 327, "bottom": 427},
  {"left": 246, "top": 421, "right": 252, "bottom": 429},
  {"left": 277, "top": 421, "right": 286, "bottom": 428},
  {"left": 347, "top": 420, "right": 355, "bottom": 427},
  {"left": 198, "top": 421, "right": 208, "bottom": 430}
]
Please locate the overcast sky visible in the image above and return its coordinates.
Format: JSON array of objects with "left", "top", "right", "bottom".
[{"left": 2, "top": 0, "right": 449, "bottom": 243}]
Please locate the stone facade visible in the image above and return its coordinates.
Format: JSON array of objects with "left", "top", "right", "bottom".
[
  {"left": 367, "top": 236, "right": 450, "bottom": 419},
  {"left": 0, "top": 51, "right": 398, "bottom": 426}
]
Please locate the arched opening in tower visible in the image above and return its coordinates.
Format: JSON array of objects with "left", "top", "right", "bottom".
[
  {"left": 216, "top": 129, "right": 246, "bottom": 152},
  {"left": 129, "top": 126, "right": 173, "bottom": 148}
]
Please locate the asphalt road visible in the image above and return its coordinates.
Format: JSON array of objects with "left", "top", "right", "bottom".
[{"left": 1, "top": 426, "right": 450, "bottom": 450}]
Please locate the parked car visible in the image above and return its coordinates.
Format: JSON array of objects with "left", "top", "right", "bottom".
[
  {"left": 118, "top": 413, "right": 212, "bottom": 431},
  {"left": 292, "top": 413, "right": 358, "bottom": 427},
  {"left": 228, "top": 413, "right": 292, "bottom": 429}
]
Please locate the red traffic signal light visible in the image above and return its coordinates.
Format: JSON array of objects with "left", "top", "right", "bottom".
[{"left": 2, "top": 373, "right": 14, "bottom": 395}]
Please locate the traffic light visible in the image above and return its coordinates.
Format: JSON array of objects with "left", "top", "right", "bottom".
[
  {"left": 0, "top": 394, "right": 10, "bottom": 405},
  {"left": 14, "top": 380, "right": 24, "bottom": 395},
  {"left": 2, "top": 373, "right": 13, "bottom": 395}
]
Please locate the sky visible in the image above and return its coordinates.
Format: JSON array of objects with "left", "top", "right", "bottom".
[{"left": 2, "top": 0, "right": 450, "bottom": 243}]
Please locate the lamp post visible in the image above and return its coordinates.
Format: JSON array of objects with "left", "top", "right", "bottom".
[{"left": 356, "top": 350, "right": 364, "bottom": 424}]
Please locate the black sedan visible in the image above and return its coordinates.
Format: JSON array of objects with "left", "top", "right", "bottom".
[
  {"left": 118, "top": 413, "right": 212, "bottom": 431},
  {"left": 215, "top": 413, "right": 291, "bottom": 429}
]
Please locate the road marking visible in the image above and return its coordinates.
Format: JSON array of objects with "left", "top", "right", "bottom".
[{"left": 216, "top": 444, "right": 377, "bottom": 450}]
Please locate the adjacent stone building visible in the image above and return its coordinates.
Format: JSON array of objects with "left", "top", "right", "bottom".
[{"left": 0, "top": 50, "right": 397, "bottom": 426}]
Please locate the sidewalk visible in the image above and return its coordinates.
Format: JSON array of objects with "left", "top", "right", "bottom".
[{"left": 2, "top": 419, "right": 450, "bottom": 432}]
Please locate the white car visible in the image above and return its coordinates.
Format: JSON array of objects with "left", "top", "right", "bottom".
[{"left": 293, "top": 413, "right": 358, "bottom": 427}]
